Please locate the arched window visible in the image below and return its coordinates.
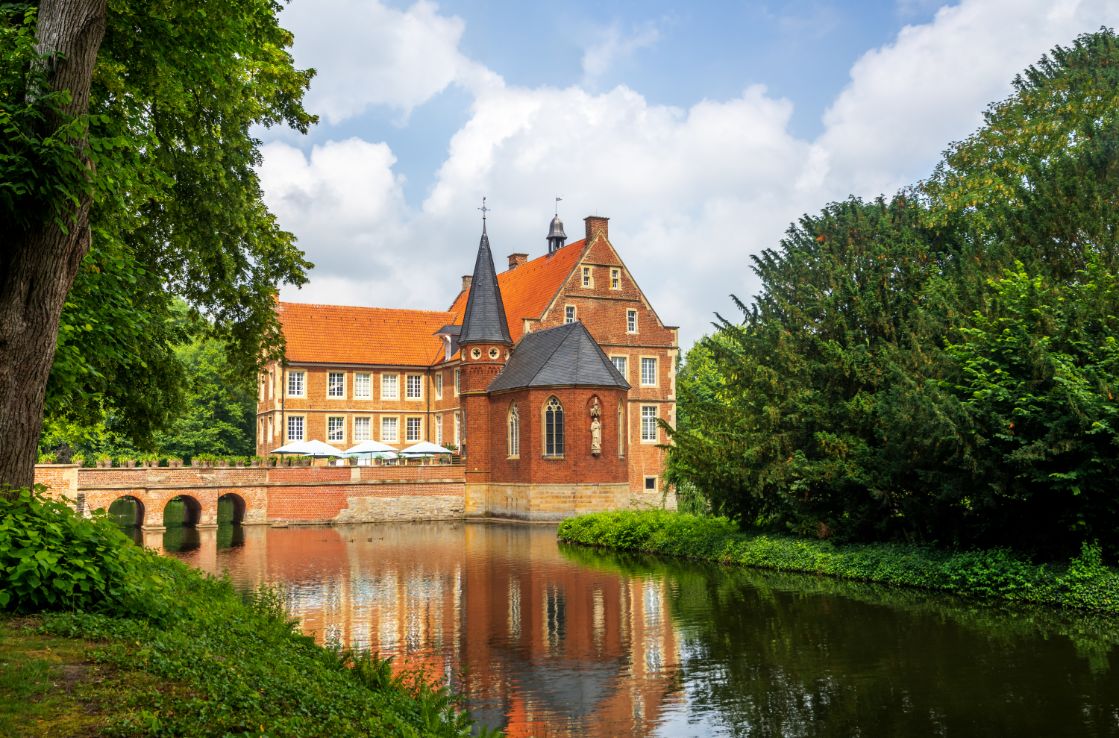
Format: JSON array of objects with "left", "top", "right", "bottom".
[
  {"left": 544, "top": 396, "right": 564, "bottom": 457},
  {"left": 508, "top": 404, "right": 520, "bottom": 458},
  {"left": 617, "top": 403, "right": 626, "bottom": 458}
]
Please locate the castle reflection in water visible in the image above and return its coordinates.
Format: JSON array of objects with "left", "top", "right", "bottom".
[{"left": 159, "top": 522, "right": 682, "bottom": 738}]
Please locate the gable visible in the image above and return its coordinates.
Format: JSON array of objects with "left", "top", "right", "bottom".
[{"left": 449, "top": 239, "right": 585, "bottom": 341}]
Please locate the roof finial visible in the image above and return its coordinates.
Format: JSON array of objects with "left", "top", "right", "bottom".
[
  {"left": 478, "top": 196, "right": 489, "bottom": 233},
  {"left": 554, "top": 196, "right": 562, "bottom": 216}
]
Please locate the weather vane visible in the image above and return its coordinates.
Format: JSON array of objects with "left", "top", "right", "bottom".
[
  {"left": 555, "top": 196, "right": 562, "bottom": 216},
  {"left": 478, "top": 196, "right": 490, "bottom": 225}
]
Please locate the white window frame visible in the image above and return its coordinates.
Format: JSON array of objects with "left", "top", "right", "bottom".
[
  {"left": 507, "top": 404, "right": 520, "bottom": 459},
  {"left": 581, "top": 265, "right": 593, "bottom": 288},
  {"left": 405, "top": 416, "right": 423, "bottom": 442},
  {"left": 564, "top": 305, "right": 576, "bottom": 324},
  {"left": 454, "top": 368, "right": 461, "bottom": 396},
  {"left": 434, "top": 373, "right": 443, "bottom": 400},
  {"left": 327, "top": 415, "right": 345, "bottom": 443},
  {"left": 287, "top": 415, "right": 305, "bottom": 441},
  {"left": 610, "top": 355, "right": 628, "bottom": 380},
  {"left": 353, "top": 416, "right": 371, "bottom": 442},
  {"left": 641, "top": 405, "right": 658, "bottom": 443},
  {"left": 327, "top": 371, "right": 346, "bottom": 399},
  {"left": 610, "top": 268, "right": 621, "bottom": 290},
  {"left": 354, "top": 372, "right": 372, "bottom": 399},
  {"left": 626, "top": 309, "right": 638, "bottom": 334},
  {"left": 434, "top": 414, "right": 443, "bottom": 446},
  {"left": 453, "top": 413, "right": 461, "bottom": 446},
  {"left": 381, "top": 373, "right": 399, "bottom": 400},
  {"left": 405, "top": 374, "right": 423, "bottom": 400},
  {"left": 640, "top": 356, "right": 658, "bottom": 387},
  {"left": 381, "top": 416, "right": 399, "bottom": 443},
  {"left": 644, "top": 476, "right": 658, "bottom": 492},
  {"left": 287, "top": 370, "right": 306, "bottom": 398}
]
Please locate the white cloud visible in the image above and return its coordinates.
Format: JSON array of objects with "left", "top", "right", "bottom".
[
  {"left": 267, "top": 0, "right": 1118, "bottom": 348},
  {"left": 280, "top": 0, "right": 497, "bottom": 124},
  {"left": 581, "top": 22, "right": 662, "bottom": 83}
]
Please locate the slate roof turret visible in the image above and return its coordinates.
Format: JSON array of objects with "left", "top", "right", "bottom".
[
  {"left": 459, "top": 223, "right": 513, "bottom": 346},
  {"left": 488, "top": 322, "right": 630, "bottom": 393}
]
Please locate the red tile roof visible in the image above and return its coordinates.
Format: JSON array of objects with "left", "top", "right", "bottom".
[
  {"left": 448, "top": 239, "right": 585, "bottom": 340},
  {"left": 278, "top": 302, "right": 453, "bottom": 367}
]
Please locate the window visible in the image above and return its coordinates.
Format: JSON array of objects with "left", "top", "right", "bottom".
[
  {"left": 434, "top": 414, "right": 443, "bottom": 446},
  {"left": 564, "top": 305, "right": 576, "bottom": 324},
  {"left": 406, "top": 374, "right": 423, "bottom": 400},
  {"left": 626, "top": 310, "right": 638, "bottom": 333},
  {"left": 381, "top": 417, "right": 399, "bottom": 443},
  {"left": 611, "top": 356, "right": 627, "bottom": 379},
  {"left": 641, "top": 357, "right": 657, "bottom": 386},
  {"left": 644, "top": 476, "right": 657, "bottom": 491},
  {"left": 381, "top": 373, "right": 399, "bottom": 400},
  {"left": 453, "top": 413, "right": 461, "bottom": 446},
  {"left": 453, "top": 368, "right": 460, "bottom": 396},
  {"left": 327, "top": 372, "right": 345, "bottom": 398},
  {"left": 581, "top": 266, "right": 593, "bottom": 288},
  {"left": 287, "top": 415, "right": 304, "bottom": 441},
  {"left": 287, "top": 370, "right": 305, "bottom": 397},
  {"left": 354, "top": 417, "right": 371, "bottom": 441},
  {"left": 327, "top": 416, "right": 345, "bottom": 443},
  {"left": 434, "top": 374, "right": 443, "bottom": 400},
  {"left": 354, "top": 372, "right": 371, "bottom": 399},
  {"left": 544, "top": 397, "right": 564, "bottom": 457},
  {"left": 641, "top": 405, "right": 658, "bottom": 442},
  {"left": 406, "top": 417, "right": 422, "bottom": 442},
  {"left": 610, "top": 268, "right": 621, "bottom": 290},
  {"left": 618, "top": 404, "right": 626, "bottom": 458},
  {"left": 507, "top": 404, "right": 520, "bottom": 458}
]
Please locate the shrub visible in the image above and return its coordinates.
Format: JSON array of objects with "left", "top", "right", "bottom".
[{"left": 0, "top": 487, "right": 171, "bottom": 617}]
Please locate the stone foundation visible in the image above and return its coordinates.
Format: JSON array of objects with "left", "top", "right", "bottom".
[{"left": 466, "top": 482, "right": 633, "bottom": 521}]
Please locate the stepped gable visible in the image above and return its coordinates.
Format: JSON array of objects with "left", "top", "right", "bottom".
[
  {"left": 449, "top": 238, "right": 586, "bottom": 341},
  {"left": 458, "top": 225, "right": 513, "bottom": 345},
  {"left": 278, "top": 302, "right": 452, "bottom": 366},
  {"left": 488, "top": 322, "right": 630, "bottom": 393}
]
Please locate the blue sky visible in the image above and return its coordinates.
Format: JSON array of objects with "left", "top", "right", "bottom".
[{"left": 260, "top": 0, "right": 1115, "bottom": 348}]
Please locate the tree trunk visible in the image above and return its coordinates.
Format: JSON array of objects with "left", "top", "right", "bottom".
[{"left": 0, "top": 0, "right": 107, "bottom": 491}]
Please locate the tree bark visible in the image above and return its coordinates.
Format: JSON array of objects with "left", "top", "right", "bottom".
[{"left": 0, "top": 0, "right": 107, "bottom": 491}]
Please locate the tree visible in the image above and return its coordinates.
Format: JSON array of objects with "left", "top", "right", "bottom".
[{"left": 1, "top": 1, "right": 314, "bottom": 489}]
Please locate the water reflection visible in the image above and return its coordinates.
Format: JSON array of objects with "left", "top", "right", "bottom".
[{"left": 156, "top": 522, "right": 1119, "bottom": 738}]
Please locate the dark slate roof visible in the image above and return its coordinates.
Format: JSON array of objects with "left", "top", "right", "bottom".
[
  {"left": 488, "top": 322, "right": 630, "bottom": 392},
  {"left": 458, "top": 226, "right": 512, "bottom": 345}
]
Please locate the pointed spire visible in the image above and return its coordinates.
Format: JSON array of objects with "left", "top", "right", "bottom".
[{"left": 459, "top": 200, "right": 512, "bottom": 346}]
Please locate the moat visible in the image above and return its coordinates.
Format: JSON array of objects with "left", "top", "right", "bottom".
[{"left": 150, "top": 521, "right": 1119, "bottom": 737}]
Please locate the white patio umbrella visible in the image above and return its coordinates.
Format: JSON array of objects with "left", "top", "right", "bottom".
[
  {"left": 270, "top": 439, "right": 345, "bottom": 457},
  {"left": 344, "top": 440, "right": 397, "bottom": 456},
  {"left": 399, "top": 441, "right": 453, "bottom": 456}
]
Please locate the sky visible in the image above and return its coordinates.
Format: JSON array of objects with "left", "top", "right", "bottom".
[{"left": 259, "top": 0, "right": 1117, "bottom": 350}]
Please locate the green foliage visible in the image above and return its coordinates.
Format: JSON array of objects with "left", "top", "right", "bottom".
[
  {"left": 668, "top": 29, "right": 1119, "bottom": 559},
  {"left": 0, "top": 489, "right": 487, "bottom": 736},
  {"left": 559, "top": 511, "right": 1119, "bottom": 613},
  {"left": 0, "top": 487, "right": 170, "bottom": 616}
]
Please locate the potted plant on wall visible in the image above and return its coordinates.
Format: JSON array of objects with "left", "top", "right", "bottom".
[{"left": 96, "top": 454, "right": 112, "bottom": 468}]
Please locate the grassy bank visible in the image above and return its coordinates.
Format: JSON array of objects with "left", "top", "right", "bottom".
[
  {"left": 557, "top": 510, "right": 1119, "bottom": 614},
  {"left": 0, "top": 488, "right": 488, "bottom": 737}
]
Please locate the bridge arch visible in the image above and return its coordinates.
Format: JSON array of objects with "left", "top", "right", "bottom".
[
  {"left": 107, "top": 495, "right": 145, "bottom": 528},
  {"left": 218, "top": 492, "right": 246, "bottom": 525},
  {"left": 164, "top": 494, "right": 202, "bottom": 528}
]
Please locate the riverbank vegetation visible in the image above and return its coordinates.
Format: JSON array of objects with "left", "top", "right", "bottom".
[
  {"left": 667, "top": 29, "right": 1119, "bottom": 562},
  {"left": 0, "top": 488, "right": 486, "bottom": 737},
  {"left": 558, "top": 511, "right": 1119, "bottom": 614}
]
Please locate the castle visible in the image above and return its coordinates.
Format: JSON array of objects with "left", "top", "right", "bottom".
[{"left": 255, "top": 212, "right": 678, "bottom": 518}]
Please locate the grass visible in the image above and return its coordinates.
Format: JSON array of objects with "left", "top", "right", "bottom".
[{"left": 557, "top": 510, "right": 1119, "bottom": 614}]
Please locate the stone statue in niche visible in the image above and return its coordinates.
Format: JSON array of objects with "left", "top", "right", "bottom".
[{"left": 589, "top": 397, "right": 602, "bottom": 456}]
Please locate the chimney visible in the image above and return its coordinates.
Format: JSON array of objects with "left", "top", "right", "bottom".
[
  {"left": 461, "top": 274, "right": 472, "bottom": 292},
  {"left": 507, "top": 253, "right": 528, "bottom": 270},
  {"left": 584, "top": 215, "right": 609, "bottom": 244}
]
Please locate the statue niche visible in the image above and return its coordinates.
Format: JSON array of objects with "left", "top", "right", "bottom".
[{"left": 589, "top": 396, "right": 602, "bottom": 456}]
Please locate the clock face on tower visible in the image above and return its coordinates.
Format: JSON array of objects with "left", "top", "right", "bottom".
[
  {"left": 489, "top": 347, "right": 500, "bottom": 359},
  {"left": 471, "top": 348, "right": 481, "bottom": 360}
]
